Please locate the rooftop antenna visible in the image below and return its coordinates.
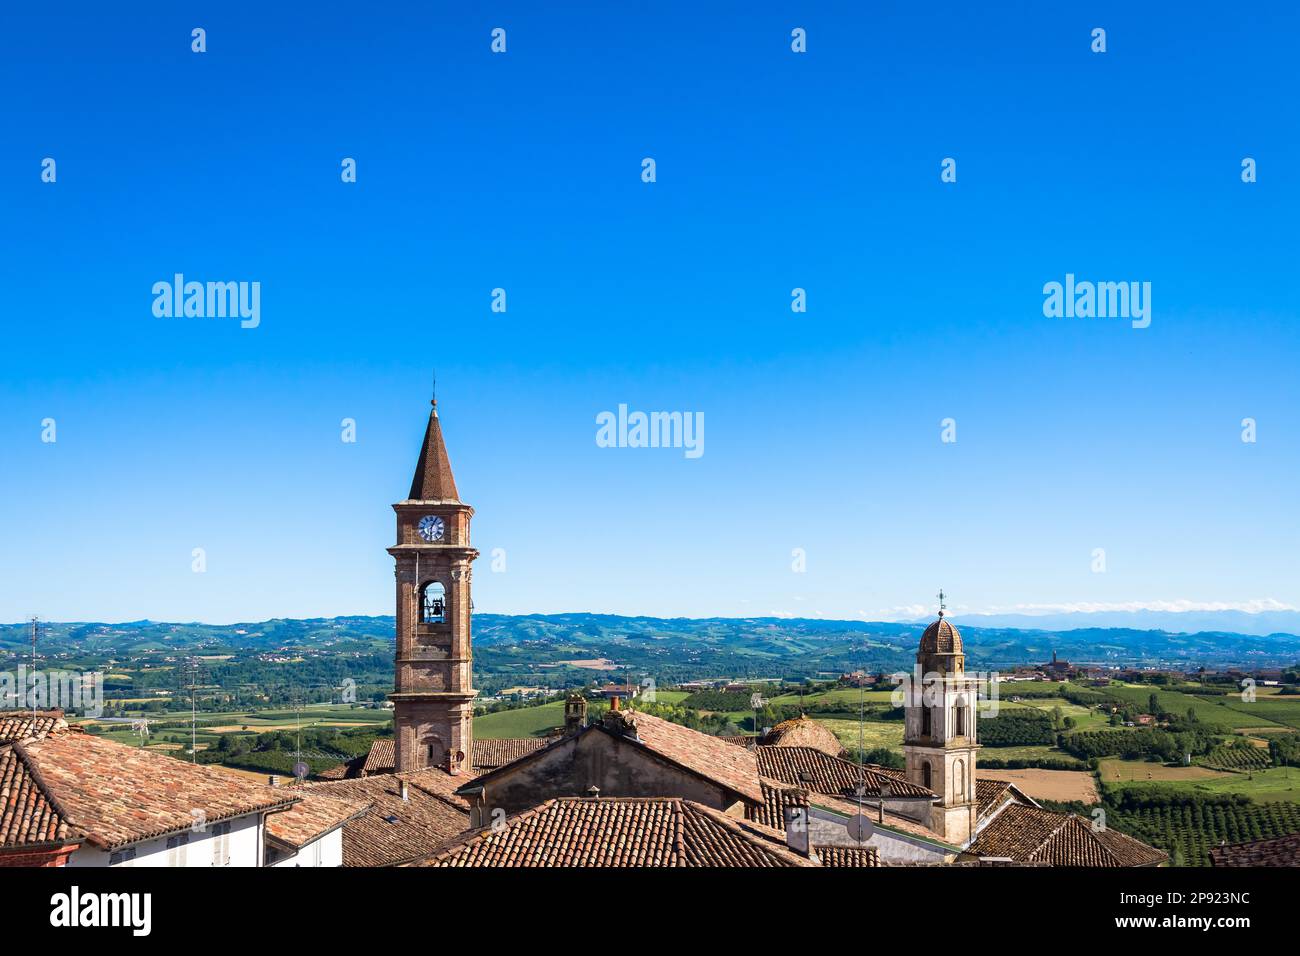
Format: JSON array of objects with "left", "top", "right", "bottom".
[
  {"left": 181, "top": 657, "right": 203, "bottom": 762},
  {"left": 856, "top": 682, "right": 868, "bottom": 836},
  {"left": 856, "top": 636, "right": 868, "bottom": 805},
  {"left": 28, "top": 616, "right": 38, "bottom": 718},
  {"left": 131, "top": 717, "right": 151, "bottom": 747},
  {"left": 750, "top": 691, "right": 769, "bottom": 739}
]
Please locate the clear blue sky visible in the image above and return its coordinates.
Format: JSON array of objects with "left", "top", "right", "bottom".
[{"left": 2, "top": 3, "right": 1297, "bottom": 624}]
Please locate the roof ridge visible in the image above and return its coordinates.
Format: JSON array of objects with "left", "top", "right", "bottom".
[
  {"left": 1028, "top": 810, "right": 1088, "bottom": 862},
  {"left": 683, "top": 800, "right": 812, "bottom": 866},
  {"left": 671, "top": 798, "right": 687, "bottom": 863},
  {"left": 11, "top": 739, "right": 84, "bottom": 840},
  {"left": 418, "top": 797, "right": 565, "bottom": 865}
]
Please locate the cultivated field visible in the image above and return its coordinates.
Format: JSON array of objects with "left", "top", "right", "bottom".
[
  {"left": 1103, "top": 684, "right": 1300, "bottom": 732},
  {"left": 818, "top": 719, "right": 903, "bottom": 752},
  {"left": 995, "top": 697, "right": 1112, "bottom": 731},
  {"left": 769, "top": 688, "right": 897, "bottom": 707},
  {"left": 977, "top": 768, "right": 1099, "bottom": 804},
  {"left": 1099, "top": 759, "right": 1231, "bottom": 784},
  {"left": 557, "top": 659, "right": 619, "bottom": 671},
  {"left": 474, "top": 701, "right": 568, "bottom": 738}
]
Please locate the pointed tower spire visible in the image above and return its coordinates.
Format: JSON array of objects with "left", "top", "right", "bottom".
[{"left": 408, "top": 393, "right": 460, "bottom": 502}]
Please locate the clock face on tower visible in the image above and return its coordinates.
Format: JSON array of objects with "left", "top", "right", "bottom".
[{"left": 417, "top": 515, "right": 445, "bottom": 542}]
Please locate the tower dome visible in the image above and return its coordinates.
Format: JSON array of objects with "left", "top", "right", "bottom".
[{"left": 917, "top": 616, "right": 965, "bottom": 674}]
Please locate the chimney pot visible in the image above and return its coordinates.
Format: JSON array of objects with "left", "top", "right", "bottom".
[
  {"left": 610, "top": 696, "right": 620, "bottom": 711},
  {"left": 586, "top": 786, "right": 600, "bottom": 799}
]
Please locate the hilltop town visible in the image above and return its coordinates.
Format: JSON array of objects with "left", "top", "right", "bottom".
[{"left": 4, "top": 397, "right": 1297, "bottom": 870}]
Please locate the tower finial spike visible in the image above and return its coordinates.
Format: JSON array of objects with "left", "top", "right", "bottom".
[
  {"left": 431, "top": 369, "right": 437, "bottom": 409},
  {"left": 937, "top": 588, "right": 946, "bottom": 618}
]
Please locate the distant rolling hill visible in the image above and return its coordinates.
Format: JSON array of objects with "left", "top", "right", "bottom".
[
  {"left": 3, "top": 613, "right": 1299, "bottom": 683},
  {"left": 936, "top": 608, "right": 1300, "bottom": 637}
]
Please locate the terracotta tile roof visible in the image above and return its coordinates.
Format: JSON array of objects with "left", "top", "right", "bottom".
[
  {"left": 750, "top": 778, "right": 948, "bottom": 846},
  {"left": 809, "top": 790, "right": 951, "bottom": 843},
  {"left": 760, "top": 716, "right": 846, "bottom": 757},
  {"left": 1209, "top": 830, "right": 1300, "bottom": 867},
  {"left": 750, "top": 778, "right": 809, "bottom": 830},
  {"left": 974, "top": 776, "right": 1038, "bottom": 819},
  {"left": 720, "top": 735, "right": 755, "bottom": 749},
  {"left": 472, "top": 737, "right": 554, "bottom": 769},
  {"left": 755, "top": 746, "right": 935, "bottom": 800},
  {"left": 0, "top": 712, "right": 67, "bottom": 744},
  {"left": 976, "top": 778, "right": 1013, "bottom": 818},
  {"left": 412, "top": 797, "right": 815, "bottom": 868},
  {"left": 453, "top": 712, "right": 767, "bottom": 807},
  {"left": 315, "top": 756, "right": 365, "bottom": 780},
  {"left": 406, "top": 403, "right": 460, "bottom": 501},
  {"left": 966, "top": 804, "right": 1167, "bottom": 867},
  {"left": 360, "top": 736, "right": 554, "bottom": 776},
  {"left": 21, "top": 732, "right": 296, "bottom": 850},
  {"left": 601, "top": 710, "right": 765, "bottom": 803},
  {"left": 301, "top": 767, "right": 474, "bottom": 866},
  {"left": 816, "top": 845, "right": 880, "bottom": 867},
  {"left": 265, "top": 794, "right": 370, "bottom": 850},
  {"left": 0, "top": 744, "right": 82, "bottom": 849},
  {"left": 362, "top": 738, "right": 394, "bottom": 774}
]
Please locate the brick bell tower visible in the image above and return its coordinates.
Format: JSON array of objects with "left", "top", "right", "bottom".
[{"left": 388, "top": 393, "right": 478, "bottom": 774}]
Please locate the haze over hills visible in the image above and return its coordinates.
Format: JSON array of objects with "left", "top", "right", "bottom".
[
  {"left": 921, "top": 608, "right": 1300, "bottom": 638},
  {"left": 4, "top": 611, "right": 1298, "bottom": 686}
]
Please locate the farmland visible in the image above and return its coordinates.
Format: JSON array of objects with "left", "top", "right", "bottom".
[
  {"left": 474, "top": 700, "right": 570, "bottom": 738},
  {"left": 977, "top": 769, "right": 1099, "bottom": 803},
  {"left": 818, "top": 719, "right": 903, "bottom": 752},
  {"left": 1107, "top": 790, "right": 1300, "bottom": 866},
  {"left": 1101, "top": 684, "right": 1300, "bottom": 732}
]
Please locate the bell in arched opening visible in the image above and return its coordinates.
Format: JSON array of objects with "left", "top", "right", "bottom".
[{"left": 420, "top": 581, "right": 446, "bottom": 624}]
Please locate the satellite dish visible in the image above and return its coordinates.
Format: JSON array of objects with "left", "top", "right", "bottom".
[{"left": 847, "top": 814, "right": 875, "bottom": 842}]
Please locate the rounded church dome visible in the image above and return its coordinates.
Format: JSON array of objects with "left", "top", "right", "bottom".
[
  {"left": 916, "top": 615, "right": 965, "bottom": 674},
  {"left": 919, "top": 617, "right": 963, "bottom": 656}
]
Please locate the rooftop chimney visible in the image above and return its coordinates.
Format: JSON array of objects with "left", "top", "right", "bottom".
[
  {"left": 564, "top": 693, "right": 588, "bottom": 735},
  {"left": 586, "top": 786, "right": 601, "bottom": 799},
  {"left": 399, "top": 780, "right": 410, "bottom": 802},
  {"left": 783, "top": 806, "right": 810, "bottom": 857},
  {"left": 268, "top": 775, "right": 280, "bottom": 788},
  {"left": 610, "top": 695, "right": 621, "bottom": 712}
]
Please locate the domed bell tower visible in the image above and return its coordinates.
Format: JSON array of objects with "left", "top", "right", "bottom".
[
  {"left": 903, "top": 591, "right": 981, "bottom": 845},
  {"left": 388, "top": 395, "right": 478, "bottom": 774}
]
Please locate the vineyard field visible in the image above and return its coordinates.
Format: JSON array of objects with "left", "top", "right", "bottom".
[
  {"left": 1199, "top": 743, "right": 1271, "bottom": 772},
  {"left": 1109, "top": 800, "right": 1300, "bottom": 866}
]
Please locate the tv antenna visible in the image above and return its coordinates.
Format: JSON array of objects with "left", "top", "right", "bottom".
[
  {"left": 28, "top": 616, "right": 39, "bottom": 718},
  {"left": 750, "top": 692, "right": 769, "bottom": 738},
  {"left": 290, "top": 691, "right": 308, "bottom": 781},
  {"left": 131, "top": 717, "right": 152, "bottom": 747},
  {"left": 181, "top": 657, "right": 205, "bottom": 762}
]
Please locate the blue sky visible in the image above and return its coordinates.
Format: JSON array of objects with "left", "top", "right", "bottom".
[{"left": 2, "top": 3, "right": 1297, "bottom": 624}]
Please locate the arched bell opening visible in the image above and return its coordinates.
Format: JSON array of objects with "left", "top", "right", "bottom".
[{"left": 420, "top": 581, "right": 447, "bottom": 624}]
